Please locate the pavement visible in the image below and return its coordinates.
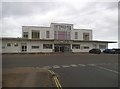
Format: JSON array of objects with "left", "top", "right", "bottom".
[
  {"left": 2, "top": 53, "right": 119, "bottom": 87},
  {"left": 2, "top": 67, "right": 61, "bottom": 87}
]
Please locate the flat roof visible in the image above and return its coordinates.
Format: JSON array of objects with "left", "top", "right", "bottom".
[
  {"left": 22, "top": 26, "right": 51, "bottom": 28},
  {"left": 51, "top": 23, "right": 73, "bottom": 25},
  {"left": 74, "top": 29, "right": 92, "bottom": 31},
  {"left": 1, "top": 38, "right": 117, "bottom": 43}
]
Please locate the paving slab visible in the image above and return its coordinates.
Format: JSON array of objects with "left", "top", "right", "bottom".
[{"left": 2, "top": 67, "right": 56, "bottom": 87}]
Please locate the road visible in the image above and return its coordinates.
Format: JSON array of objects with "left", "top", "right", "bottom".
[{"left": 2, "top": 53, "right": 118, "bottom": 87}]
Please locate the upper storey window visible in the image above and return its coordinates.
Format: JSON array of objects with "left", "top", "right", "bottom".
[
  {"left": 67, "top": 26, "right": 71, "bottom": 30},
  {"left": 32, "top": 30, "right": 40, "bottom": 39},
  {"left": 46, "top": 31, "right": 50, "bottom": 38},
  {"left": 75, "top": 32, "right": 78, "bottom": 39},
  {"left": 23, "top": 32, "right": 28, "bottom": 38},
  {"left": 83, "top": 33, "right": 89, "bottom": 40},
  {"left": 54, "top": 31, "right": 70, "bottom": 40}
]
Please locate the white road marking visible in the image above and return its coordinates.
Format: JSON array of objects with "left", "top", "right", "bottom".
[
  {"left": 52, "top": 65, "right": 60, "bottom": 68},
  {"left": 87, "top": 64, "right": 96, "bottom": 66},
  {"left": 98, "top": 66, "right": 119, "bottom": 74},
  {"left": 62, "top": 65, "right": 70, "bottom": 68},
  {"left": 70, "top": 64, "right": 78, "bottom": 67},
  {"left": 42, "top": 66, "right": 51, "bottom": 69},
  {"left": 78, "top": 64, "right": 86, "bottom": 67}
]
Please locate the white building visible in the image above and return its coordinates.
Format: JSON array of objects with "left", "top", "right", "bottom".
[{"left": 1, "top": 23, "right": 116, "bottom": 53}]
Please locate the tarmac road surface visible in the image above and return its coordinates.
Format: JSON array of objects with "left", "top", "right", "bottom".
[{"left": 2, "top": 53, "right": 119, "bottom": 87}]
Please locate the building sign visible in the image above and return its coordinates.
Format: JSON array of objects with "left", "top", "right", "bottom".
[{"left": 54, "top": 25, "right": 72, "bottom": 30}]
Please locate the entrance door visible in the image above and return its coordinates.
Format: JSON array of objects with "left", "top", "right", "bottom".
[
  {"left": 54, "top": 44, "right": 70, "bottom": 52},
  {"left": 21, "top": 43, "right": 27, "bottom": 52}
]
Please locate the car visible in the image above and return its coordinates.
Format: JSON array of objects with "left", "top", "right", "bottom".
[
  {"left": 103, "top": 49, "right": 115, "bottom": 54},
  {"left": 89, "top": 48, "right": 101, "bottom": 54},
  {"left": 112, "top": 48, "right": 120, "bottom": 54}
]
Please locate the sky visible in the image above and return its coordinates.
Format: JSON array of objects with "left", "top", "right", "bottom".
[{"left": 1, "top": 0, "right": 119, "bottom": 48}]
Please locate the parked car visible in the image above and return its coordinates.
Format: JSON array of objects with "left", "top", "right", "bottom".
[
  {"left": 89, "top": 48, "right": 101, "bottom": 54},
  {"left": 103, "top": 49, "right": 115, "bottom": 54},
  {"left": 112, "top": 48, "right": 120, "bottom": 54}
]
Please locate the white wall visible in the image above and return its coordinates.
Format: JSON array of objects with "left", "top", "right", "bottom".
[
  {"left": 2, "top": 40, "right": 54, "bottom": 53},
  {"left": 72, "top": 42, "right": 108, "bottom": 52},
  {"left": 72, "top": 42, "right": 93, "bottom": 52},
  {"left": 71, "top": 29, "right": 92, "bottom": 40},
  {"left": 22, "top": 25, "right": 92, "bottom": 41},
  {"left": 22, "top": 26, "right": 54, "bottom": 40},
  {"left": 2, "top": 40, "right": 21, "bottom": 53},
  {"left": 27, "top": 41, "right": 53, "bottom": 53},
  {"left": 2, "top": 40, "right": 108, "bottom": 53}
]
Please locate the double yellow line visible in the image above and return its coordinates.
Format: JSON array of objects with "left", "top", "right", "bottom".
[{"left": 48, "top": 70, "right": 62, "bottom": 89}]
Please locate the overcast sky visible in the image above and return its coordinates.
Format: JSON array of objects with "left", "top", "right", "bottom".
[{"left": 1, "top": 0, "right": 119, "bottom": 48}]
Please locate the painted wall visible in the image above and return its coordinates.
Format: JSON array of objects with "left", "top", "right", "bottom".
[
  {"left": 22, "top": 24, "right": 92, "bottom": 41},
  {"left": 2, "top": 40, "right": 54, "bottom": 53},
  {"left": 2, "top": 40, "right": 21, "bottom": 53},
  {"left": 71, "top": 29, "right": 92, "bottom": 40},
  {"left": 22, "top": 26, "right": 54, "bottom": 40},
  {"left": 2, "top": 40, "right": 108, "bottom": 53},
  {"left": 72, "top": 42, "right": 93, "bottom": 52}
]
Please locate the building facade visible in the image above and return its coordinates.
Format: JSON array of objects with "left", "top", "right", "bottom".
[{"left": 1, "top": 23, "right": 116, "bottom": 53}]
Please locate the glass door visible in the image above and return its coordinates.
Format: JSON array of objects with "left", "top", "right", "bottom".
[{"left": 21, "top": 43, "right": 27, "bottom": 52}]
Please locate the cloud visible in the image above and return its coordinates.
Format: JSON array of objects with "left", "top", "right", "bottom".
[{"left": 1, "top": 1, "right": 118, "bottom": 48}]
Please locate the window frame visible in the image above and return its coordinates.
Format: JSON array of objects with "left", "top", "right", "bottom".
[
  {"left": 83, "top": 33, "right": 89, "bottom": 40},
  {"left": 31, "top": 46, "right": 39, "bottom": 49},
  {"left": 99, "top": 45, "right": 106, "bottom": 49},
  {"left": 43, "top": 44, "right": 52, "bottom": 49},
  {"left": 72, "top": 44, "right": 80, "bottom": 49},
  {"left": 75, "top": 32, "right": 78, "bottom": 39},
  {"left": 7, "top": 43, "right": 11, "bottom": 47},
  {"left": 32, "top": 30, "right": 40, "bottom": 39},
  {"left": 46, "top": 31, "right": 50, "bottom": 38},
  {"left": 83, "top": 46, "right": 89, "bottom": 49},
  {"left": 23, "top": 32, "right": 28, "bottom": 38},
  {"left": 14, "top": 43, "right": 18, "bottom": 47}
]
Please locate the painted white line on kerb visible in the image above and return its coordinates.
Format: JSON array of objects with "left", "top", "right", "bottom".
[
  {"left": 98, "top": 66, "right": 118, "bottom": 74},
  {"left": 62, "top": 65, "right": 70, "bottom": 68},
  {"left": 52, "top": 65, "right": 60, "bottom": 68},
  {"left": 42, "top": 66, "right": 51, "bottom": 69},
  {"left": 70, "top": 64, "right": 77, "bottom": 67},
  {"left": 78, "top": 64, "right": 86, "bottom": 67}
]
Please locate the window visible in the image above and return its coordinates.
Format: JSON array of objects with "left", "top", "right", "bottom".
[
  {"left": 67, "top": 32, "right": 71, "bottom": 40},
  {"left": 93, "top": 44, "right": 97, "bottom": 48},
  {"left": 46, "top": 31, "right": 50, "bottom": 38},
  {"left": 67, "top": 26, "right": 71, "bottom": 30},
  {"left": 83, "top": 33, "right": 89, "bottom": 40},
  {"left": 54, "top": 31, "right": 71, "bottom": 40},
  {"left": 54, "top": 25, "right": 59, "bottom": 29},
  {"left": 7, "top": 43, "right": 11, "bottom": 47},
  {"left": 31, "top": 46, "right": 39, "bottom": 49},
  {"left": 21, "top": 43, "right": 27, "bottom": 52},
  {"left": 14, "top": 43, "right": 18, "bottom": 47},
  {"left": 23, "top": 32, "right": 28, "bottom": 38},
  {"left": 43, "top": 44, "right": 52, "bottom": 49},
  {"left": 84, "top": 46, "right": 89, "bottom": 49},
  {"left": 99, "top": 45, "right": 106, "bottom": 49},
  {"left": 75, "top": 32, "right": 78, "bottom": 39},
  {"left": 2, "top": 46, "right": 5, "bottom": 49},
  {"left": 54, "top": 31, "right": 57, "bottom": 39},
  {"left": 72, "top": 44, "right": 80, "bottom": 49},
  {"left": 32, "top": 30, "right": 40, "bottom": 39}
]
